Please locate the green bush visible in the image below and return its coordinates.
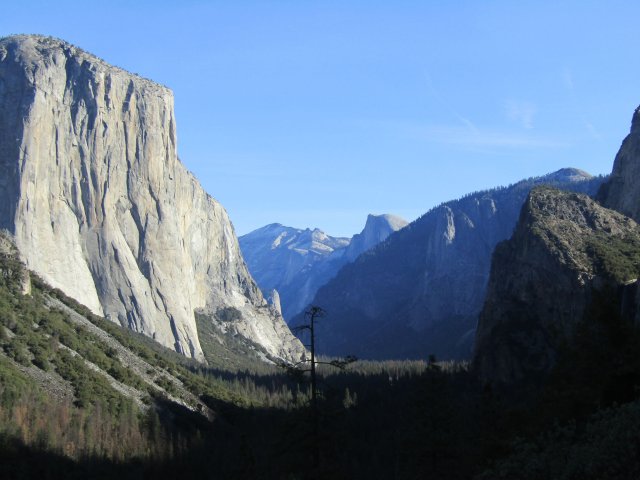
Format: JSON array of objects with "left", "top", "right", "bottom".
[
  {"left": 4, "top": 338, "right": 30, "bottom": 366},
  {"left": 586, "top": 233, "right": 640, "bottom": 282},
  {"left": 215, "top": 306, "right": 242, "bottom": 322}
]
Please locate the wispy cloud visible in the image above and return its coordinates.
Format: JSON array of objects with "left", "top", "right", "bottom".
[
  {"left": 453, "top": 113, "right": 480, "bottom": 135},
  {"left": 420, "top": 71, "right": 556, "bottom": 147},
  {"left": 361, "top": 119, "right": 571, "bottom": 150},
  {"left": 350, "top": 117, "right": 572, "bottom": 150},
  {"left": 504, "top": 100, "right": 537, "bottom": 129},
  {"left": 422, "top": 69, "right": 481, "bottom": 135},
  {"left": 416, "top": 124, "right": 568, "bottom": 148}
]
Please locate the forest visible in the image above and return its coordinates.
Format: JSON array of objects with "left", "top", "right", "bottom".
[{"left": 1, "top": 242, "right": 640, "bottom": 479}]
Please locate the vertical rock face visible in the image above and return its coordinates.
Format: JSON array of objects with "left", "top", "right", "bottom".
[
  {"left": 293, "top": 170, "right": 604, "bottom": 360},
  {"left": 474, "top": 187, "right": 640, "bottom": 383},
  {"left": 598, "top": 107, "right": 640, "bottom": 222},
  {"left": 267, "top": 289, "right": 282, "bottom": 316},
  {"left": 0, "top": 35, "right": 304, "bottom": 362},
  {"left": 342, "top": 214, "right": 408, "bottom": 263}
]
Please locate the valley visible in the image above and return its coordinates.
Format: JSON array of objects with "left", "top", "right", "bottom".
[{"left": 1, "top": 32, "right": 640, "bottom": 479}]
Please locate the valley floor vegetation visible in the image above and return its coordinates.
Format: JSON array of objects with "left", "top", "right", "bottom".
[{"left": 1, "top": 247, "right": 640, "bottom": 479}]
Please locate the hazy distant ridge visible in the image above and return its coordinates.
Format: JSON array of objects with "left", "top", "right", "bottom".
[{"left": 240, "top": 214, "right": 408, "bottom": 320}]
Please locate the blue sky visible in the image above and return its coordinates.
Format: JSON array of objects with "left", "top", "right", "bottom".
[{"left": 2, "top": 1, "right": 639, "bottom": 236}]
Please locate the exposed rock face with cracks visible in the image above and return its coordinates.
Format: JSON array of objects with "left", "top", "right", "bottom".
[
  {"left": 0, "top": 35, "right": 304, "bottom": 363},
  {"left": 598, "top": 106, "right": 640, "bottom": 223}
]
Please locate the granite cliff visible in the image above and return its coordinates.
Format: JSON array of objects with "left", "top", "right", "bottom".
[
  {"left": 598, "top": 106, "right": 640, "bottom": 222},
  {"left": 474, "top": 107, "right": 640, "bottom": 383},
  {"left": 239, "top": 213, "right": 407, "bottom": 320},
  {"left": 473, "top": 187, "right": 640, "bottom": 383},
  {"left": 0, "top": 35, "right": 304, "bottom": 362},
  {"left": 342, "top": 214, "right": 408, "bottom": 263},
  {"left": 294, "top": 169, "right": 604, "bottom": 360}
]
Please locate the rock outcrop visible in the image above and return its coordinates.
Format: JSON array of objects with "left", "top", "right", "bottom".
[
  {"left": 342, "top": 214, "right": 408, "bottom": 262},
  {"left": 598, "top": 107, "right": 640, "bottom": 222},
  {"left": 293, "top": 169, "right": 604, "bottom": 360},
  {"left": 0, "top": 35, "right": 304, "bottom": 362},
  {"left": 239, "top": 214, "right": 406, "bottom": 320},
  {"left": 474, "top": 187, "right": 640, "bottom": 383},
  {"left": 267, "top": 289, "right": 282, "bottom": 316}
]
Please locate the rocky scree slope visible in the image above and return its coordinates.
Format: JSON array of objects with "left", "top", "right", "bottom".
[
  {"left": 295, "top": 169, "right": 604, "bottom": 360},
  {"left": 239, "top": 213, "right": 407, "bottom": 320},
  {"left": 473, "top": 187, "right": 640, "bottom": 383},
  {"left": 0, "top": 232, "right": 219, "bottom": 417},
  {"left": 0, "top": 35, "right": 303, "bottom": 362}
]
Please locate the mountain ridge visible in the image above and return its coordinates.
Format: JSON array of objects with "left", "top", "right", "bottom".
[
  {"left": 239, "top": 213, "right": 407, "bottom": 320},
  {"left": 473, "top": 186, "right": 640, "bottom": 383},
  {"left": 473, "top": 106, "right": 640, "bottom": 384},
  {"left": 294, "top": 168, "right": 605, "bottom": 360}
]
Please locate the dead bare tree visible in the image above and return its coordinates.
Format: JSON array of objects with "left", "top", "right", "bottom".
[{"left": 285, "top": 306, "right": 356, "bottom": 472}]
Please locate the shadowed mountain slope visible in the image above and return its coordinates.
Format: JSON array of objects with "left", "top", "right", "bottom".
[{"left": 295, "top": 169, "right": 604, "bottom": 360}]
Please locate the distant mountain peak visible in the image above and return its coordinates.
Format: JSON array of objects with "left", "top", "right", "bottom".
[
  {"left": 540, "top": 168, "right": 593, "bottom": 183},
  {"left": 239, "top": 213, "right": 407, "bottom": 320},
  {"left": 344, "top": 213, "right": 408, "bottom": 262},
  {"left": 364, "top": 213, "right": 409, "bottom": 231}
]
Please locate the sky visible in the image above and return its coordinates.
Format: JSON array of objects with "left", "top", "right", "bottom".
[{"left": 2, "top": 1, "right": 639, "bottom": 237}]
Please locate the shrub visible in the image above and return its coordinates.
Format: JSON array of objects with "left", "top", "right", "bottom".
[
  {"left": 215, "top": 307, "right": 242, "bottom": 323},
  {"left": 4, "top": 338, "right": 30, "bottom": 366}
]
